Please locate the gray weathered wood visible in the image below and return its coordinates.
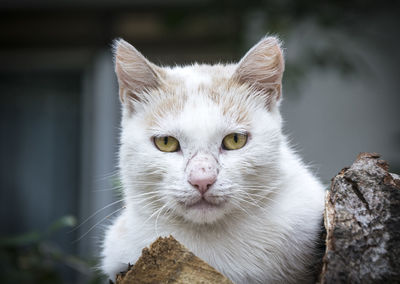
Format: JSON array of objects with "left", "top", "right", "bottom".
[{"left": 319, "top": 153, "right": 400, "bottom": 283}]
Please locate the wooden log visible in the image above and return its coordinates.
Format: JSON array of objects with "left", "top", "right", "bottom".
[
  {"left": 115, "top": 236, "right": 233, "bottom": 284},
  {"left": 319, "top": 153, "right": 400, "bottom": 283}
]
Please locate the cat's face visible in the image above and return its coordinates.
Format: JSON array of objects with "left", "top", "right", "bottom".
[{"left": 116, "top": 37, "right": 285, "bottom": 224}]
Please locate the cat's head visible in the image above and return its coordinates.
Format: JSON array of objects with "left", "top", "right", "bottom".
[{"left": 115, "top": 37, "right": 285, "bottom": 225}]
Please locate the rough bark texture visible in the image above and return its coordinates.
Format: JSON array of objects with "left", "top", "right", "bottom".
[
  {"left": 115, "top": 236, "right": 232, "bottom": 284},
  {"left": 319, "top": 153, "right": 400, "bottom": 283}
]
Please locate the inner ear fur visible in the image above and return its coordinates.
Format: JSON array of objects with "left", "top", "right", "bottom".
[
  {"left": 113, "top": 38, "right": 164, "bottom": 104},
  {"left": 232, "top": 36, "right": 285, "bottom": 109}
]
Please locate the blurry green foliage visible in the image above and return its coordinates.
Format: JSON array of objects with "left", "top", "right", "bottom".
[{"left": 0, "top": 216, "right": 105, "bottom": 284}]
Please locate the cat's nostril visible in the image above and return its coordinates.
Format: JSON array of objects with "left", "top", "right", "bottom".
[{"left": 188, "top": 171, "right": 217, "bottom": 194}]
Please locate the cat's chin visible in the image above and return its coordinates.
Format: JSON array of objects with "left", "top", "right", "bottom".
[
  {"left": 179, "top": 198, "right": 228, "bottom": 224},
  {"left": 185, "top": 198, "right": 225, "bottom": 210}
]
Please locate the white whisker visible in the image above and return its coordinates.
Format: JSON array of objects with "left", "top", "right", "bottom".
[
  {"left": 74, "top": 206, "right": 125, "bottom": 242},
  {"left": 70, "top": 198, "right": 125, "bottom": 233}
]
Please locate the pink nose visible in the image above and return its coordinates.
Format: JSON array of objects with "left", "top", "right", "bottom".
[
  {"left": 187, "top": 154, "right": 218, "bottom": 194},
  {"left": 189, "top": 170, "right": 217, "bottom": 194}
]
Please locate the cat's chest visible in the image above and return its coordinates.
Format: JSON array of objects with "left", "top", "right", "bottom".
[
  {"left": 111, "top": 210, "right": 298, "bottom": 284},
  {"left": 158, "top": 221, "right": 283, "bottom": 281},
  {"left": 171, "top": 228, "right": 286, "bottom": 284}
]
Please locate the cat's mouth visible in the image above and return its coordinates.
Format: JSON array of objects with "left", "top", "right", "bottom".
[{"left": 184, "top": 197, "right": 225, "bottom": 210}]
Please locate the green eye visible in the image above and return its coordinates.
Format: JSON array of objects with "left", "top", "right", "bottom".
[
  {"left": 222, "top": 133, "right": 247, "bottom": 150},
  {"left": 154, "top": 136, "right": 180, "bottom": 152}
]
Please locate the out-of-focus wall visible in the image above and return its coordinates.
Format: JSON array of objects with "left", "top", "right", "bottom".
[{"left": 281, "top": 18, "right": 400, "bottom": 182}]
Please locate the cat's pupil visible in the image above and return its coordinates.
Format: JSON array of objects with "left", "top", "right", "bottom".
[
  {"left": 164, "top": 137, "right": 168, "bottom": 145},
  {"left": 234, "top": 134, "right": 238, "bottom": 143}
]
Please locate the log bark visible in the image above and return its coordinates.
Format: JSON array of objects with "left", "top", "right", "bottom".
[
  {"left": 319, "top": 153, "right": 400, "bottom": 283},
  {"left": 115, "top": 236, "right": 232, "bottom": 284}
]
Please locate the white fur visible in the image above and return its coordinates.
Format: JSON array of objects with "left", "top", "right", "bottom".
[
  {"left": 169, "top": 64, "right": 213, "bottom": 91},
  {"left": 101, "top": 39, "right": 325, "bottom": 283}
]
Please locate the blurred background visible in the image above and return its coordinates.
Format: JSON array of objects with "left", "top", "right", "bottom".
[{"left": 1, "top": 0, "right": 399, "bottom": 283}]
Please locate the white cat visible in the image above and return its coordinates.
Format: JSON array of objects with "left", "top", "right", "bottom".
[{"left": 101, "top": 36, "right": 325, "bottom": 284}]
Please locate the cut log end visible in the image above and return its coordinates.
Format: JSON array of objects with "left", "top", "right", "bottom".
[{"left": 115, "top": 236, "right": 233, "bottom": 284}]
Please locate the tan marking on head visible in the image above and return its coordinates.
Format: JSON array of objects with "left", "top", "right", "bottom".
[
  {"left": 220, "top": 82, "right": 252, "bottom": 126},
  {"left": 140, "top": 62, "right": 256, "bottom": 127},
  {"left": 207, "top": 87, "right": 221, "bottom": 104},
  {"left": 177, "top": 66, "right": 253, "bottom": 126},
  {"left": 196, "top": 83, "right": 208, "bottom": 93},
  {"left": 144, "top": 87, "right": 188, "bottom": 127},
  {"left": 207, "top": 78, "right": 252, "bottom": 126}
]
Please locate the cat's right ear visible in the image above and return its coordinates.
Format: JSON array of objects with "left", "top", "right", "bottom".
[
  {"left": 113, "top": 39, "right": 162, "bottom": 106},
  {"left": 232, "top": 36, "right": 284, "bottom": 110}
]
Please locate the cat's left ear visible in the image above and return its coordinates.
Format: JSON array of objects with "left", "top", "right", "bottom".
[{"left": 232, "top": 36, "right": 284, "bottom": 110}]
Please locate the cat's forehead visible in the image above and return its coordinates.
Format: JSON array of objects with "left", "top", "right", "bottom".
[
  {"left": 141, "top": 64, "right": 255, "bottom": 130},
  {"left": 164, "top": 64, "right": 236, "bottom": 91}
]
